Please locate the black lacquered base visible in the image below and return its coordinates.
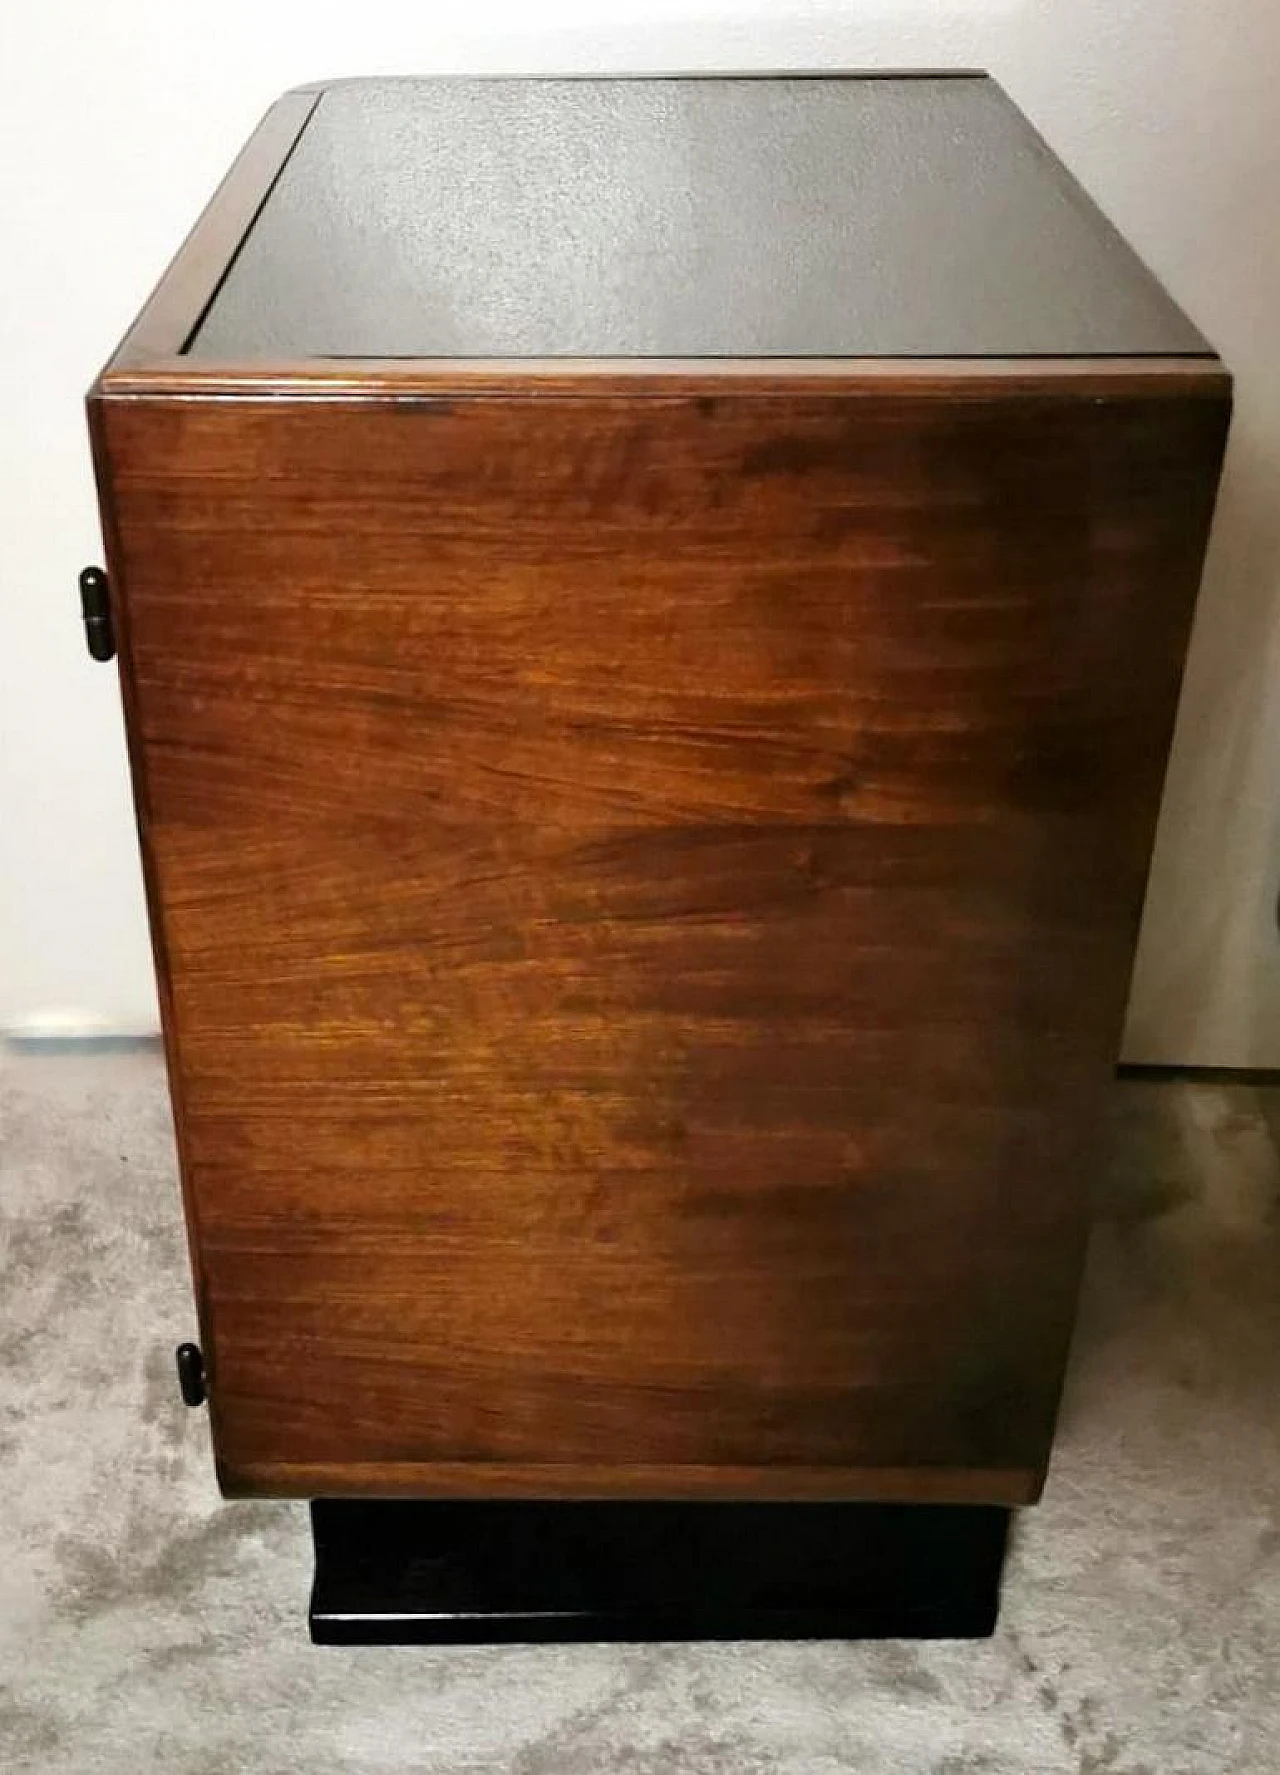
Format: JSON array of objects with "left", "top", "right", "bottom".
[{"left": 308, "top": 1499, "right": 1010, "bottom": 1644}]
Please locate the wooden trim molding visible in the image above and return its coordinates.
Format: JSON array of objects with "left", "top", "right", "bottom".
[
  {"left": 218, "top": 1459, "right": 1044, "bottom": 1506},
  {"left": 100, "top": 357, "right": 1230, "bottom": 402},
  {"left": 99, "top": 87, "right": 321, "bottom": 378}
]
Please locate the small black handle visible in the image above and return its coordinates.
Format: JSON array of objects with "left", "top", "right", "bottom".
[
  {"left": 79, "top": 567, "right": 115, "bottom": 662},
  {"left": 175, "top": 1342, "right": 207, "bottom": 1407}
]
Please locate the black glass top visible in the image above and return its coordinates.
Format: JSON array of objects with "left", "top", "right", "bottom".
[{"left": 188, "top": 75, "right": 1210, "bottom": 361}]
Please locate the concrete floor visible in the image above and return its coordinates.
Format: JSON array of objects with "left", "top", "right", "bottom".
[{"left": 2, "top": 1043, "right": 1279, "bottom": 1774}]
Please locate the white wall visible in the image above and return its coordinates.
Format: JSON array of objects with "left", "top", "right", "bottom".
[{"left": 2, "top": 3, "right": 1277, "bottom": 1059}]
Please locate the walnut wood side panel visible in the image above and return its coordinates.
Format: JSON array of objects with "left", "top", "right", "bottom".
[{"left": 91, "top": 374, "right": 1228, "bottom": 1502}]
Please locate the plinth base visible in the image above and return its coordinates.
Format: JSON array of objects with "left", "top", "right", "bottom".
[{"left": 308, "top": 1499, "right": 1010, "bottom": 1644}]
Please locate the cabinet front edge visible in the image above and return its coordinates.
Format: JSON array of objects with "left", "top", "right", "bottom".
[{"left": 93, "top": 357, "right": 1230, "bottom": 405}]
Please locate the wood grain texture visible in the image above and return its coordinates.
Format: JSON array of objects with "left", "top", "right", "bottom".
[{"left": 90, "top": 374, "right": 1228, "bottom": 1501}]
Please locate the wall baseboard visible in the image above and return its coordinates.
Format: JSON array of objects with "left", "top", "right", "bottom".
[{"left": 3, "top": 1031, "right": 162, "bottom": 1054}]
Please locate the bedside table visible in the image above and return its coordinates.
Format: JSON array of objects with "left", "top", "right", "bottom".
[{"left": 86, "top": 74, "right": 1229, "bottom": 1641}]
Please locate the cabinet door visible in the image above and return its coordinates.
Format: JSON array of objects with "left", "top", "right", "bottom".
[{"left": 94, "top": 379, "right": 1226, "bottom": 1501}]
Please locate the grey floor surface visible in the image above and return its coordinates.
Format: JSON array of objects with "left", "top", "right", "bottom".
[{"left": 2, "top": 1043, "right": 1279, "bottom": 1774}]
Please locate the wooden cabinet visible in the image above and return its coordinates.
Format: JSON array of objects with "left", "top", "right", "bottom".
[{"left": 88, "top": 75, "right": 1228, "bottom": 1637}]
